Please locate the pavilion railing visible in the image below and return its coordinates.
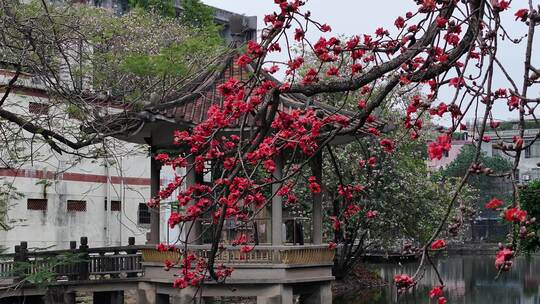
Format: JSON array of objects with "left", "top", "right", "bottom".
[
  {"left": 142, "top": 244, "right": 335, "bottom": 266},
  {"left": 0, "top": 237, "right": 143, "bottom": 283}
]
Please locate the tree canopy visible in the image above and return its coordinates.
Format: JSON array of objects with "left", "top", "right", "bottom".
[
  {"left": 0, "top": 0, "right": 223, "bottom": 161},
  {"left": 441, "top": 144, "right": 513, "bottom": 216}
]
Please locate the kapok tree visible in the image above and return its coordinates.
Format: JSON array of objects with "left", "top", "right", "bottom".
[{"left": 149, "top": 0, "right": 539, "bottom": 301}]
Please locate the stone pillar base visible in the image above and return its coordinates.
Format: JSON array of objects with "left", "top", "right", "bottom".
[
  {"left": 256, "top": 285, "right": 293, "bottom": 304},
  {"left": 170, "top": 287, "right": 205, "bottom": 304},
  {"left": 303, "top": 282, "right": 332, "bottom": 304},
  {"left": 137, "top": 282, "right": 156, "bottom": 304}
]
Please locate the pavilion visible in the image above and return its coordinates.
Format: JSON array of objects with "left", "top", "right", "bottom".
[{"left": 88, "top": 37, "right": 384, "bottom": 303}]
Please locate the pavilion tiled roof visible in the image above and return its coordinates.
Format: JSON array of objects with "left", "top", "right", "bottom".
[{"left": 87, "top": 49, "right": 384, "bottom": 139}]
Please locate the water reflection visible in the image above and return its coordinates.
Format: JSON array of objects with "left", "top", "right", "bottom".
[{"left": 336, "top": 255, "right": 540, "bottom": 304}]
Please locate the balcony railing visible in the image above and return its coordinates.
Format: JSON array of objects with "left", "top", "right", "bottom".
[{"left": 142, "top": 244, "right": 335, "bottom": 266}]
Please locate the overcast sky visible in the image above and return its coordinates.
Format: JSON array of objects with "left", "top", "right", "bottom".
[{"left": 202, "top": 0, "right": 538, "bottom": 123}]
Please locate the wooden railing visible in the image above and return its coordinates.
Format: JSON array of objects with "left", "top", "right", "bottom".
[
  {"left": 0, "top": 237, "right": 143, "bottom": 283},
  {"left": 0, "top": 239, "right": 335, "bottom": 285},
  {"left": 142, "top": 244, "right": 335, "bottom": 266}
]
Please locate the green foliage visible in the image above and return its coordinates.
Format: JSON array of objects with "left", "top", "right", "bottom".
[
  {"left": 443, "top": 144, "right": 513, "bottom": 176},
  {"left": 65, "top": 105, "right": 84, "bottom": 120},
  {"left": 442, "top": 144, "right": 513, "bottom": 214},
  {"left": 324, "top": 134, "right": 476, "bottom": 244},
  {"left": 4, "top": 1, "right": 224, "bottom": 106},
  {"left": 180, "top": 0, "right": 223, "bottom": 51},
  {"left": 0, "top": 182, "right": 23, "bottom": 231},
  {"left": 121, "top": 47, "right": 187, "bottom": 77},
  {"left": 519, "top": 179, "right": 540, "bottom": 253},
  {"left": 497, "top": 120, "right": 540, "bottom": 131},
  {"left": 128, "top": 0, "right": 175, "bottom": 17},
  {"left": 180, "top": 0, "right": 215, "bottom": 28},
  {"left": 7, "top": 252, "right": 85, "bottom": 287}
]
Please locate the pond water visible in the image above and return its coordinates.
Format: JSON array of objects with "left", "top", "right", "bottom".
[{"left": 335, "top": 255, "right": 540, "bottom": 304}]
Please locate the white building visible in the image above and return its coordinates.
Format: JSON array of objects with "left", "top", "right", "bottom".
[
  {"left": 481, "top": 121, "right": 540, "bottom": 183},
  {"left": 0, "top": 3, "right": 256, "bottom": 252},
  {"left": 0, "top": 69, "right": 153, "bottom": 251}
]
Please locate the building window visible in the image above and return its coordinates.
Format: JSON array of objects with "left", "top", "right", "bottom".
[
  {"left": 138, "top": 203, "right": 151, "bottom": 225},
  {"left": 443, "top": 150, "right": 449, "bottom": 158},
  {"left": 67, "top": 200, "right": 86, "bottom": 212},
  {"left": 525, "top": 145, "right": 531, "bottom": 158},
  {"left": 104, "top": 199, "right": 121, "bottom": 211},
  {"left": 27, "top": 199, "right": 47, "bottom": 211},
  {"left": 203, "top": 161, "right": 212, "bottom": 183},
  {"left": 28, "top": 102, "right": 50, "bottom": 115},
  {"left": 111, "top": 200, "right": 121, "bottom": 211}
]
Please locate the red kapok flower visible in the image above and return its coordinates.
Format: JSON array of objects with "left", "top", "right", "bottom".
[
  {"left": 154, "top": 153, "right": 169, "bottom": 163},
  {"left": 320, "top": 24, "right": 332, "bottom": 32},
  {"left": 164, "top": 259, "right": 175, "bottom": 271},
  {"left": 380, "top": 139, "right": 395, "bottom": 153},
  {"left": 490, "top": 120, "right": 501, "bottom": 129},
  {"left": 326, "top": 66, "right": 340, "bottom": 76},
  {"left": 449, "top": 77, "right": 465, "bottom": 88},
  {"left": 236, "top": 54, "right": 252, "bottom": 67},
  {"left": 429, "top": 286, "right": 444, "bottom": 298},
  {"left": 493, "top": 0, "right": 510, "bottom": 11},
  {"left": 328, "top": 242, "right": 337, "bottom": 249},
  {"left": 294, "top": 28, "right": 304, "bottom": 41},
  {"left": 367, "top": 127, "right": 381, "bottom": 136},
  {"left": 394, "top": 16, "right": 405, "bottom": 29},
  {"left": 513, "top": 136, "right": 524, "bottom": 148},
  {"left": 504, "top": 207, "right": 527, "bottom": 223},
  {"left": 168, "top": 212, "right": 183, "bottom": 228},
  {"left": 156, "top": 243, "right": 168, "bottom": 252},
  {"left": 330, "top": 216, "right": 341, "bottom": 231},
  {"left": 302, "top": 68, "right": 319, "bottom": 85},
  {"left": 436, "top": 16, "right": 448, "bottom": 28},
  {"left": 240, "top": 245, "right": 254, "bottom": 253},
  {"left": 366, "top": 210, "right": 378, "bottom": 218},
  {"left": 507, "top": 95, "right": 520, "bottom": 110},
  {"left": 438, "top": 297, "right": 447, "bottom": 304},
  {"left": 485, "top": 198, "right": 503, "bottom": 210},
  {"left": 308, "top": 176, "right": 321, "bottom": 194},
  {"left": 495, "top": 247, "right": 514, "bottom": 271},
  {"left": 264, "top": 65, "right": 280, "bottom": 74},
  {"left": 428, "top": 134, "right": 452, "bottom": 160},
  {"left": 515, "top": 8, "right": 529, "bottom": 21},
  {"left": 431, "top": 239, "right": 446, "bottom": 250},
  {"left": 264, "top": 159, "right": 276, "bottom": 173},
  {"left": 394, "top": 274, "right": 415, "bottom": 293}
]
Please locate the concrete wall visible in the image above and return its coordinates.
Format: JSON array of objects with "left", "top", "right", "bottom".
[
  {"left": 0, "top": 90, "right": 151, "bottom": 251},
  {"left": 0, "top": 156, "right": 151, "bottom": 251}
]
